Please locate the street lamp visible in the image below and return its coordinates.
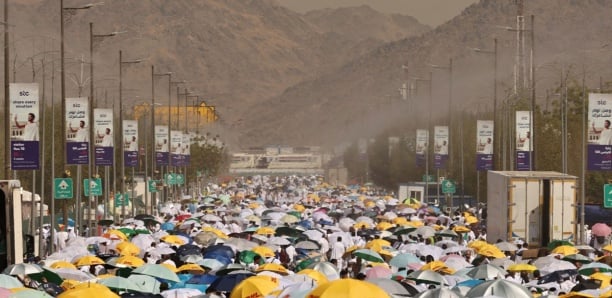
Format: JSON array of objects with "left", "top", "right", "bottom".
[
  {"left": 411, "top": 73, "right": 433, "bottom": 204},
  {"left": 151, "top": 67, "right": 171, "bottom": 214},
  {"left": 118, "top": 50, "right": 142, "bottom": 220},
  {"left": 430, "top": 58, "right": 453, "bottom": 208}
]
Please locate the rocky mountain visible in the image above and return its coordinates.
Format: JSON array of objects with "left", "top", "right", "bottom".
[
  {"left": 5, "top": 0, "right": 428, "bottom": 137},
  {"left": 236, "top": 0, "right": 612, "bottom": 148}
]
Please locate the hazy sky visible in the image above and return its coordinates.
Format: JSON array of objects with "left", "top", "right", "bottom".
[{"left": 277, "top": 0, "right": 479, "bottom": 27}]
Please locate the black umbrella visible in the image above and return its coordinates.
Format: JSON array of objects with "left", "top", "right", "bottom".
[
  {"left": 121, "top": 292, "right": 164, "bottom": 298},
  {"left": 275, "top": 226, "right": 302, "bottom": 238},
  {"left": 202, "top": 244, "right": 234, "bottom": 260},
  {"left": 98, "top": 219, "right": 114, "bottom": 227},
  {"left": 208, "top": 273, "right": 252, "bottom": 292},
  {"left": 538, "top": 269, "right": 578, "bottom": 284},
  {"left": 177, "top": 244, "right": 202, "bottom": 257}
]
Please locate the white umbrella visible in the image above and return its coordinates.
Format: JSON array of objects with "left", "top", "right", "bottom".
[
  {"left": 85, "top": 236, "right": 110, "bottom": 246},
  {"left": 415, "top": 287, "right": 465, "bottom": 298},
  {"left": 201, "top": 214, "right": 223, "bottom": 222},
  {"left": 3, "top": 263, "right": 43, "bottom": 275},
  {"left": 465, "top": 264, "right": 507, "bottom": 280},
  {"left": 338, "top": 217, "right": 356, "bottom": 232},
  {"left": 267, "top": 236, "right": 291, "bottom": 246},
  {"left": 161, "top": 288, "right": 203, "bottom": 298},
  {"left": 151, "top": 246, "right": 176, "bottom": 256},
  {"left": 52, "top": 268, "right": 96, "bottom": 281},
  {"left": 495, "top": 241, "right": 519, "bottom": 252},
  {"left": 197, "top": 258, "right": 225, "bottom": 270},
  {"left": 295, "top": 241, "right": 319, "bottom": 250},
  {"left": 303, "top": 230, "right": 325, "bottom": 241},
  {"left": 465, "top": 279, "right": 531, "bottom": 298},
  {"left": 223, "top": 238, "right": 258, "bottom": 251},
  {"left": 131, "top": 234, "right": 157, "bottom": 257},
  {"left": 416, "top": 226, "right": 436, "bottom": 238},
  {"left": 307, "top": 262, "right": 339, "bottom": 281},
  {"left": 383, "top": 212, "right": 398, "bottom": 220},
  {"left": 444, "top": 255, "right": 473, "bottom": 271}
]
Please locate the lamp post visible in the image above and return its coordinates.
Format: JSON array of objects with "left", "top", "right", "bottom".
[
  {"left": 118, "top": 50, "right": 142, "bottom": 220},
  {"left": 430, "top": 58, "right": 453, "bottom": 208},
  {"left": 89, "top": 22, "right": 123, "bottom": 234},
  {"left": 151, "top": 67, "right": 171, "bottom": 215},
  {"left": 168, "top": 80, "right": 185, "bottom": 203},
  {"left": 411, "top": 73, "right": 433, "bottom": 203},
  {"left": 471, "top": 38, "right": 498, "bottom": 170}
]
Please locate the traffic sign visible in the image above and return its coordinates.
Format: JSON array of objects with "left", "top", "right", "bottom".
[
  {"left": 114, "top": 193, "right": 130, "bottom": 207},
  {"left": 604, "top": 184, "right": 612, "bottom": 208},
  {"left": 166, "top": 173, "right": 176, "bottom": 185},
  {"left": 84, "top": 178, "right": 103, "bottom": 196},
  {"left": 176, "top": 174, "right": 185, "bottom": 185},
  {"left": 441, "top": 179, "right": 456, "bottom": 194},
  {"left": 54, "top": 178, "right": 73, "bottom": 199},
  {"left": 422, "top": 175, "right": 435, "bottom": 182},
  {"left": 148, "top": 180, "right": 159, "bottom": 193}
]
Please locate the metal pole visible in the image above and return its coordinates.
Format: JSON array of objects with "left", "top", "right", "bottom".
[
  {"left": 581, "top": 67, "right": 586, "bottom": 244},
  {"left": 530, "top": 15, "right": 536, "bottom": 171},
  {"left": 88, "top": 22, "right": 94, "bottom": 235},
  {"left": 144, "top": 105, "right": 148, "bottom": 216},
  {"left": 119, "top": 50, "right": 125, "bottom": 221},
  {"left": 493, "top": 38, "right": 498, "bottom": 170},
  {"left": 3, "top": 0, "right": 9, "bottom": 179},
  {"left": 39, "top": 59, "right": 46, "bottom": 256},
  {"left": 460, "top": 111, "right": 464, "bottom": 201},
  {"left": 151, "top": 65, "right": 155, "bottom": 215},
  {"left": 50, "top": 60, "right": 56, "bottom": 254},
  {"left": 167, "top": 75, "right": 172, "bottom": 205}
]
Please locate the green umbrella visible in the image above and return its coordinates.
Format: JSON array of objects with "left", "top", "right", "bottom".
[
  {"left": 118, "top": 228, "right": 137, "bottom": 238},
  {"left": 28, "top": 267, "right": 63, "bottom": 285},
  {"left": 0, "top": 274, "right": 23, "bottom": 288},
  {"left": 98, "top": 276, "right": 144, "bottom": 292},
  {"left": 353, "top": 249, "right": 385, "bottom": 263},
  {"left": 131, "top": 264, "right": 180, "bottom": 282},
  {"left": 134, "top": 229, "right": 151, "bottom": 235},
  {"left": 275, "top": 226, "right": 302, "bottom": 238},
  {"left": 287, "top": 211, "right": 302, "bottom": 218},
  {"left": 562, "top": 254, "right": 592, "bottom": 264},
  {"left": 219, "top": 194, "right": 231, "bottom": 205},
  {"left": 295, "top": 258, "right": 316, "bottom": 272},
  {"left": 547, "top": 239, "right": 573, "bottom": 251},
  {"left": 239, "top": 251, "right": 263, "bottom": 265},
  {"left": 116, "top": 267, "right": 134, "bottom": 278},
  {"left": 392, "top": 226, "right": 416, "bottom": 235}
]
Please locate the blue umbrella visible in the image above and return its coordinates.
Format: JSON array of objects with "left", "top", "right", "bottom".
[
  {"left": 201, "top": 253, "right": 232, "bottom": 266},
  {"left": 456, "top": 279, "right": 485, "bottom": 288},
  {"left": 56, "top": 217, "right": 75, "bottom": 227},
  {"left": 202, "top": 244, "right": 234, "bottom": 260},
  {"left": 177, "top": 244, "right": 202, "bottom": 257},
  {"left": 186, "top": 274, "right": 217, "bottom": 285},
  {"left": 160, "top": 222, "right": 175, "bottom": 231},
  {"left": 389, "top": 253, "right": 421, "bottom": 268},
  {"left": 298, "top": 220, "right": 312, "bottom": 229},
  {"left": 207, "top": 273, "right": 251, "bottom": 292}
]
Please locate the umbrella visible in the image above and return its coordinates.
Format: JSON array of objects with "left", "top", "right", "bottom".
[
  {"left": 52, "top": 268, "right": 95, "bottom": 281},
  {"left": 160, "top": 288, "right": 202, "bottom": 298},
  {"left": 9, "top": 289, "right": 54, "bottom": 298},
  {"left": 229, "top": 276, "right": 278, "bottom": 298},
  {"left": 407, "top": 270, "right": 447, "bottom": 285},
  {"left": 275, "top": 226, "right": 303, "bottom": 238},
  {"left": 74, "top": 256, "right": 105, "bottom": 267},
  {"left": 365, "top": 266, "right": 392, "bottom": 279},
  {"left": 295, "top": 240, "right": 319, "bottom": 250},
  {"left": 306, "top": 278, "right": 390, "bottom": 298},
  {"left": 177, "top": 264, "right": 205, "bottom": 274},
  {"left": 280, "top": 214, "right": 300, "bottom": 224},
  {"left": 201, "top": 214, "right": 222, "bottom": 222},
  {"left": 578, "top": 262, "right": 612, "bottom": 276},
  {"left": 3, "top": 263, "right": 43, "bottom": 275},
  {"left": 547, "top": 239, "right": 573, "bottom": 251},
  {"left": 99, "top": 276, "right": 144, "bottom": 292},
  {"left": 437, "top": 229, "right": 459, "bottom": 238},
  {"left": 296, "top": 269, "right": 329, "bottom": 285},
  {"left": 214, "top": 264, "right": 249, "bottom": 276},
  {"left": 252, "top": 246, "right": 275, "bottom": 258},
  {"left": 207, "top": 273, "right": 251, "bottom": 292},
  {"left": 160, "top": 235, "right": 185, "bottom": 246},
  {"left": 103, "top": 230, "right": 128, "bottom": 241},
  {"left": 57, "top": 283, "right": 120, "bottom": 298},
  {"left": 495, "top": 241, "right": 519, "bottom": 252},
  {"left": 49, "top": 261, "right": 77, "bottom": 270},
  {"left": 307, "top": 262, "right": 340, "bottom": 281},
  {"left": 390, "top": 253, "right": 421, "bottom": 268},
  {"left": 465, "top": 264, "right": 507, "bottom": 280},
  {"left": 353, "top": 249, "right": 385, "bottom": 263},
  {"left": 415, "top": 287, "right": 465, "bottom": 298},
  {"left": 177, "top": 244, "right": 202, "bottom": 257},
  {"left": 592, "top": 223, "right": 612, "bottom": 237},
  {"left": 465, "top": 279, "right": 531, "bottom": 298},
  {"left": 302, "top": 230, "right": 325, "bottom": 241},
  {"left": 131, "top": 264, "right": 180, "bottom": 282},
  {"left": 150, "top": 246, "right": 175, "bottom": 256},
  {"left": 267, "top": 236, "right": 291, "bottom": 246},
  {"left": 128, "top": 274, "right": 161, "bottom": 294},
  {"left": 563, "top": 253, "right": 592, "bottom": 264},
  {"left": 193, "top": 231, "right": 217, "bottom": 246},
  {"left": 115, "top": 255, "right": 145, "bottom": 267},
  {"left": 551, "top": 245, "right": 579, "bottom": 256},
  {"left": 443, "top": 256, "right": 472, "bottom": 271},
  {"left": 116, "top": 242, "right": 141, "bottom": 256},
  {"left": 415, "top": 226, "right": 436, "bottom": 238},
  {"left": 224, "top": 238, "right": 258, "bottom": 251},
  {"left": 198, "top": 258, "right": 225, "bottom": 270},
  {"left": 0, "top": 274, "right": 23, "bottom": 288},
  {"left": 366, "top": 278, "right": 418, "bottom": 296},
  {"left": 255, "top": 263, "right": 289, "bottom": 275}
]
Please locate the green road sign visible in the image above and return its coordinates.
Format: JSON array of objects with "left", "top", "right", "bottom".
[
  {"left": 176, "top": 174, "right": 185, "bottom": 185},
  {"left": 84, "top": 178, "right": 103, "bottom": 196},
  {"left": 422, "top": 175, "right": 435, "bottom": 182},
  {"left": 604, "top": 184, "right": 612, "bottom": 208},
  {"left": 442, "top": 179, "right": 456, "bottom": 194},
  {"left": 148, "top": 180, "right": 159, "bottom": 193},
  {"left": 114, "top": 193, "right": 130, "bottom": 207},
  {"left": 54, "top": 178, "right": 73, "bottom": 199},
  {"left": 166, "top": 173, "right": 176, "bottom": 185},
  {"left": 196, "top": 170, "right": 202, "bottom": 177}
]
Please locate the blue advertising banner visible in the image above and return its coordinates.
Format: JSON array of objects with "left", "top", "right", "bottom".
[
  {"left": 66, "top": 98, "right": 89, "bottom": 165},
  {"left": 433, "top": 126, "right": 448, "bottom": 169},
  {"left": 155, "top": 125, "right": 169, "bottom": 166},
  {"left": 10, "top": 83, "right": 40, "bottom": 170},
  {"left": 182, "top": 132, "right": 191, "bottom": 166},
  {"left": 94, "top": 109, "right": 113, "bottom": 166},
  {"left": 123, "top": 120, "right": 138, "bottom": 167},
  {"left": 415, "top": 129, "right": 428, "bottom": 167},
  {"left": 588, "top": 93, "right": 612, "bottom": 170},
  {"left": 515, "top": 111, "right": 532, "bottom": 171},
  {"left": 476, "top": 120, "right": 494, "bottom": 171},
  {"left": 171, "top": 130, "right": 183, "bottom": 167}
]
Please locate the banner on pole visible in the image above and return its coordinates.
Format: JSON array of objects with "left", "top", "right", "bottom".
[
  {"left": 10, "top": 83, "right": 40, "bottom": 170},
  {"left": 94, "top": 109, "right": 114, "bottom": 166},
  {"left": 476, "top": 120, "right": 494, "bottom": 171},
  {"left": 66, "top": 97, "right": 89, "bottom": 165},
  {"left": 433, "top": 126, "right": 448, "bottom": 169},
  {"left": 515, "top": 111, "right": 532, "bottom": 170},
  {"left": 171, "top": 130, "right": 183, "bottom": 167},
  {"left": 588, "top": 93, "right": 612, "bottom": 170},
  {"left": 415, "top": 129, "right": 428, "bottom": 167},
  {"left": 155, "top": 125, "right": 169, "bottom": 166},
  {"left": 123, "top": 120, "right": 138, "bottom": 167}
]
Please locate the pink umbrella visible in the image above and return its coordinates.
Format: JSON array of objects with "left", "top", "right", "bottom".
[
  {"left": 592, "top": 223, "right": 612, "bottom": 237},
  {"left": 0, "top": 287, "right": 11, "bottom": 298},
  {"left": 366, "top": 266, "right": 392, "bottom": 279}
]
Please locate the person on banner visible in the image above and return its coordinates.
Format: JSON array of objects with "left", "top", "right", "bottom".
[
  {"left": 14, "top": 113, "right": 39, "bottom": 141},
  {"left": 158, "top": 138, "right": 169, "bottom": 152},
  {"left": 69, "top": 120, "right": 89, "bottom": 142},
  {"left": 97, "top": 128, "right": 113, "bottom": 147},
  {"left": 125, "top": 136, "right": 138, "bottom": 152},
  {"left": 174, "top": 143, "right": 182, "bottom": 155},
  {"left": 436, "top": 140, "right": 448, "bottom": 155},
  {"left": 593, "top": 120, "right": 612, "bottom": 145},
  {"left": 479, "top": 137, "right": 493, "bottom": 154},
  {"left": 518, "top": 131, "right": 531, "bottom": 150}
]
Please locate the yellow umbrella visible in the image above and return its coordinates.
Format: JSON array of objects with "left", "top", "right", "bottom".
[
  {"left": 406, "top": 221, "right": 424, "bottom": 227},
  {"left": 365, "top": 239, "right": 391, "bottom": 251},
  {"left": 376, "top": 222, "right": 394, "bottom": 231},
  {"left": 508, "top": 263, "right": 538, "bottom": 272},
  {"left": 256, "top": 263, "right": 289, "bottom": 275},
  {"left": 255, "top": 227, "right": 276, "bottom": 235},
  {"left": 293, "top": 204, "right": 305, "bottom": 212},
  {"left": 96, "top": 274, "right": 115, "bottom": 279},
  {"left": 552, "top": 245, "right": 579, "bottom": 256},
  {"left": 50, "top": 261, "right": 77, "bottom": 270},
  {"left": 306, "top": 278, "right": 390, "bottom": 298},
  {"left": 229, "top": 275, "right": 279, "bottom": 298},
  {"left": 177, "top": 263, "right": 205, "bottom": 273},
  {"left": 468, "top": 240, "right": 488, "bottom": 251},
  {"left": 364, "top": 201, "right": 375, "bottom": 208},
  {"left": 115, "top": 255, "right": 145, "bottom": 267},
  {"left": 465, "top": 215, "right": 479, "bottom": 225},
  {"left": 602, "top": 244, "right": 612, "bottom": 253},
  {"left": 58, "top": 283, "right": 119, "bottom": 298},
  {"left": 103, "top": 229, "right": 128, "bottom": 241},
  {"left": 160, "top": 235, "right": 186, "bottom": 245},
  {"left": 452, "top": 225, "right": 471, "bottom": 233},
  {"left": 252, "top": 246, "right": 275, "bottom": 258},
  {"left": 392, "top": 217, "right": 408, "bottom": 225},
  {"left": 478, "top": 244, "right": 506, "bottom": 259},
  {"left": 202, "top": 227, "right": 229, "bottom": 239},
  {"left": 248, "top": 202, "right": 260, "bottom": 209},
  {"left": 421, "top": 260, "right": 455, "bottom": 274},
  {"left": 60, "top": 280, "right": 81, "bottom": 290},
  {"left": 589, "top": 272, "right": 611, "bottom": 288},
  {"left": 353, "top": 222, "right": 371, "bottom": 229},
  {"left": 116, "top": 241, "right": 141, "bottom": 256},
  {"left": 74, "top": 255, "right": 106, "bottom": 267},
  {"left": 297, "top": 269, "right": 329, "bottom": 284}
]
